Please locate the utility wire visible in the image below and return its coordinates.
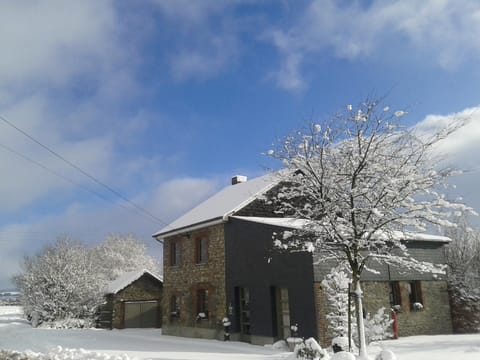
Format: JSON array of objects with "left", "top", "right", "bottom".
[
  {"left": 0, "top": 114, "right": 169, "bottom": 227},
  {"left": 0, "top": 141, "right": 157, "bottom": 220}
]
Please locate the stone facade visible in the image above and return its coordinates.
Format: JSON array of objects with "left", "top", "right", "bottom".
[
  {"left": 362, "top": 280, "right": 452, "bottom": 337},
  {"left": 162, "top": 224, "right": 227, "bottom": 339},
  {"left": 102, "top": 274, "right": 163, "bottom": 329},
  {"left": 155, "top": 178, "right": 454, "bottom": 344},
  {"left": 313, "top": 283, "right": 330, "bottom": 347},
  {"left": 314, "top": 279, "right": 452, "bottom": 347}
]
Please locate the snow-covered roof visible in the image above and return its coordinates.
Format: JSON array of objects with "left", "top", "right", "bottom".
[
  {"left": 153, "top": 173, "right": 278, "bottom": 239},
  {"left": 232, "top": 216, "right": 452, "bottom": 243},
  {"left": 232, "top": 216, "right": 310, "bottom": 229},
  {"left": 105, "top": 269, "right": 163, "bottom": 295}
]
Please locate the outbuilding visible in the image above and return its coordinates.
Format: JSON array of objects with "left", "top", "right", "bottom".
[{"left": 99, "top": 269, "right": 163, "bottom": 329}]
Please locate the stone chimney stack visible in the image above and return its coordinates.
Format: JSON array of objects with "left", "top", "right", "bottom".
[{"left": 231, "top": 175, "right": 248, "bottom": 185}]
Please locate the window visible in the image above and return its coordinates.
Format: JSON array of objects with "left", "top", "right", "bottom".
[
  {"left": 407, "top": 281, "right": 423, "bottom": 311},
  {"left": 170, "top": 239, "right": 181, "bottom": 266},
  {"left": 389, "top": 281, "right": 401, "bottom": 308},
  {"left": 195, "top": 237, "right": 208, "bottom": 264},
  {"left": 196, "top": 289, "right": 209, "bottom": 319},
  {"left": 170, "top": 295, "right": 181, "bottom": 318}
]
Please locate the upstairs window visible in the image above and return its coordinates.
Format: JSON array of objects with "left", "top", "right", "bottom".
[
  {"left": 195, "top": 237, "right": 208, "bottom": 264},
  {"left": 170, "top": 239, "right": 181, "bottom": 266}
]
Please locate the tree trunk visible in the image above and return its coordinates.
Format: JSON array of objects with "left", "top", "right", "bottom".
[{"left": 353, "top": 279, "right": 371, "bottom": 360}]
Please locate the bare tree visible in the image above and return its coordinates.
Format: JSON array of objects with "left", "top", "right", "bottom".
[{"left": 268, "top": 99, "right": 473, "bottom": 358}]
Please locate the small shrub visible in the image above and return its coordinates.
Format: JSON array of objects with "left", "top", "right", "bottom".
[{"left": 295, "top": 337, "right": 330, "bottom": 360}]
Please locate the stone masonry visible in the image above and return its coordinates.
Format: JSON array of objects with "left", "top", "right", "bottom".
[
  {"left": 109, "top": 274, "right": 163, "bottom": 329},
  {"left": 315, "top": 279, "right": 452, "bottom": 347},
  {"left": 362, "top": 280, "right": 452, "bottom": 337},
  {"left": 162, "top": 223, "right": 226, "bottom": 339}
]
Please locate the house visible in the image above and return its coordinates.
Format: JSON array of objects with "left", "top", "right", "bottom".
[
  {"left": 152, "top": 174, "right": 453, "bottom": 346},
  {"left": 98, "top": 269, "right": 163, "bottom": 329}
]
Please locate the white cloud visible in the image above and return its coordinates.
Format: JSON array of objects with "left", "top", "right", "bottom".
[
  {"left": 152, "top": 0, "right": 233, "bottom": 25},
  {"left": 147, "top": 177, "right": 220, "bottom": 223},
  {"left": 266, "top": 0, "right": 480, "bottom": 91},
  {"left": 170, "top": 35, "right": 239, "bottom": 82},
  {"left": 0, "top": 176, "right": 221, "bottom": 289},
  {"left": 415, "top": 106, "right": 480, "bottom": 167},
  {"left": 0, "top": 1, "right": 118, "bottom": 90},
  {"left": 152, "top": 0, "right": 244, "bottom": 81},
  {"left": 0, "top": 95, "right": 114, "bottom": 213},
  {"left": 415, "top": 106, "right": 480, "bottom": 225}
]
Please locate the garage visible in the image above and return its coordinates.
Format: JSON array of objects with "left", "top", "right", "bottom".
[
  {"left": 99, "top": 269, "right": 163, "bottom": 329},
  {"left": 124, "top": 300, "right": 159, "bottom": 328}
]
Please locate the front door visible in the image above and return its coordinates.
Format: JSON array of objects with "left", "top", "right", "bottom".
[
  {"left": 235, "top": 287, "right": 251, "bottom": 341},
  {"left": 272, "top": 287, "right": 290, "bottom": 339}
]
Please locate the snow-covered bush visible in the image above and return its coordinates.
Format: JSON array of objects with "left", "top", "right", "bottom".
[
  {"left": 41, "top": 318, "right": 93, "bottom": 329},
  {"left": 0, "top": 346, "right": 133, "bottom": 360},
  {"left": 323, "top": 269, "right": 392, "bottom": 344},
  {"left": 294, "top": 337, "right": 330, "bottom": 360},
  {"left": 331, "top": 337, "right": 349, "bottom": 352},
  {"left": 14, "top": 237, "right": 103, "bottom": 326},
  {"left": 14, "top": 234, "right": 160, "bottom": 327},
  {"left": 364, "top": 308, "right": 393, "bottom": 342},
  {"left": 445, "top": 214, "right": 480, "bottom": 332},
  {"left": 93, "top": 234, "right": 160, "bottom": 283},
  {"left": 321, "top": 268, "right": 352, "bottom": 338}
]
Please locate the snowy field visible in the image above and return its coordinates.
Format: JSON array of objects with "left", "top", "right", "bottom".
[{"left": 1, "top": 306, "right": 479, "bottom": 360}]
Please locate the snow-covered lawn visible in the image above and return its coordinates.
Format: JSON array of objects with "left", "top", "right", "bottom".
[{"left": 1, "top": 306, "right": 479, "bottom": 360}]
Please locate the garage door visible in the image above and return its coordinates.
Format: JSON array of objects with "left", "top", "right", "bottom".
[{"left": 124, "top": 301, "right": 158, "bottom": 328}]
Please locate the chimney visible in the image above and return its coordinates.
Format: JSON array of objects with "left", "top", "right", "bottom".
[{"left": 231, "top": 175, "right": 248, "bottom": 185}]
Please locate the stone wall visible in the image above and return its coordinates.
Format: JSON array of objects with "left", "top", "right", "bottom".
[
  {"left": 362, "top": 280, "right": 452, "bottom": 337},
  {"left": 313, "top": 283, "right": 331, "bottom": 347},
  {"left": 162, "top": 224, "right": 226, "bottom": 339},
  {"left": 315, "top": 280, "right": 452, "bottom": 346},
  {"left": 111, "top": 275, "right": 163, "bottom": 329}
]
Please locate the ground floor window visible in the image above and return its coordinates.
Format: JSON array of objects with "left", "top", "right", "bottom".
[
  {"left": 389, "top": 281, "right": 401, "bottom": 308},
  {"left": 407, "top": 281, "right": 423, "bottom": 311},
  {"left": 170, "top": 294, "right": 181, "bottom": 318},
  {"left": 389, "top": 280, "right": 424, "bottom": 312},
  {"left": 196, "top": 289, "right": 209, "bottom": 320}
]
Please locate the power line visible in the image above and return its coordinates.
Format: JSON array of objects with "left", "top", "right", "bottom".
[
  {"left": 0, "top": 141, "right": 159, "bottom": 221},
  {"left": 0, "top": 142, "right": 111, "bottom": 202},
  {"left": 0, "top": 114, "right": 169, "bottom": 227}
]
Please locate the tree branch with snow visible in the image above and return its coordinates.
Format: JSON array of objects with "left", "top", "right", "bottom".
[{"left": 267, "top": 98, "right": 475, "bottom": 358}]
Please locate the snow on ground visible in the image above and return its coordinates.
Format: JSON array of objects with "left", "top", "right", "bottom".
[{"left": 1, "top": 306, "right": 480, "bottom": 360}]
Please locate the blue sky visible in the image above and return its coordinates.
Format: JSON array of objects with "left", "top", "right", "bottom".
[{"left": 1, "top": 0, "right": 480, "bottom": 288}]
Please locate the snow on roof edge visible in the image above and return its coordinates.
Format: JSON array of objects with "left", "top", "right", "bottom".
[
  {"left": 232, "top": 216, "right": 452, "bottom": 243},
  {"left": 105, "top": 269, "right": 163, "bottom": 295}
]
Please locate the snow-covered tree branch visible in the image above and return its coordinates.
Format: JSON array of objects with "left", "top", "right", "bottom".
[
  {"left": 14, "top": 234, "right": 160, "bottom": 327},
  {"left": 445, "top": 214, "right": 480, "bottom": 332},
  {"left": 267, "top": 99, "right": 475, "bottom": 358}
]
